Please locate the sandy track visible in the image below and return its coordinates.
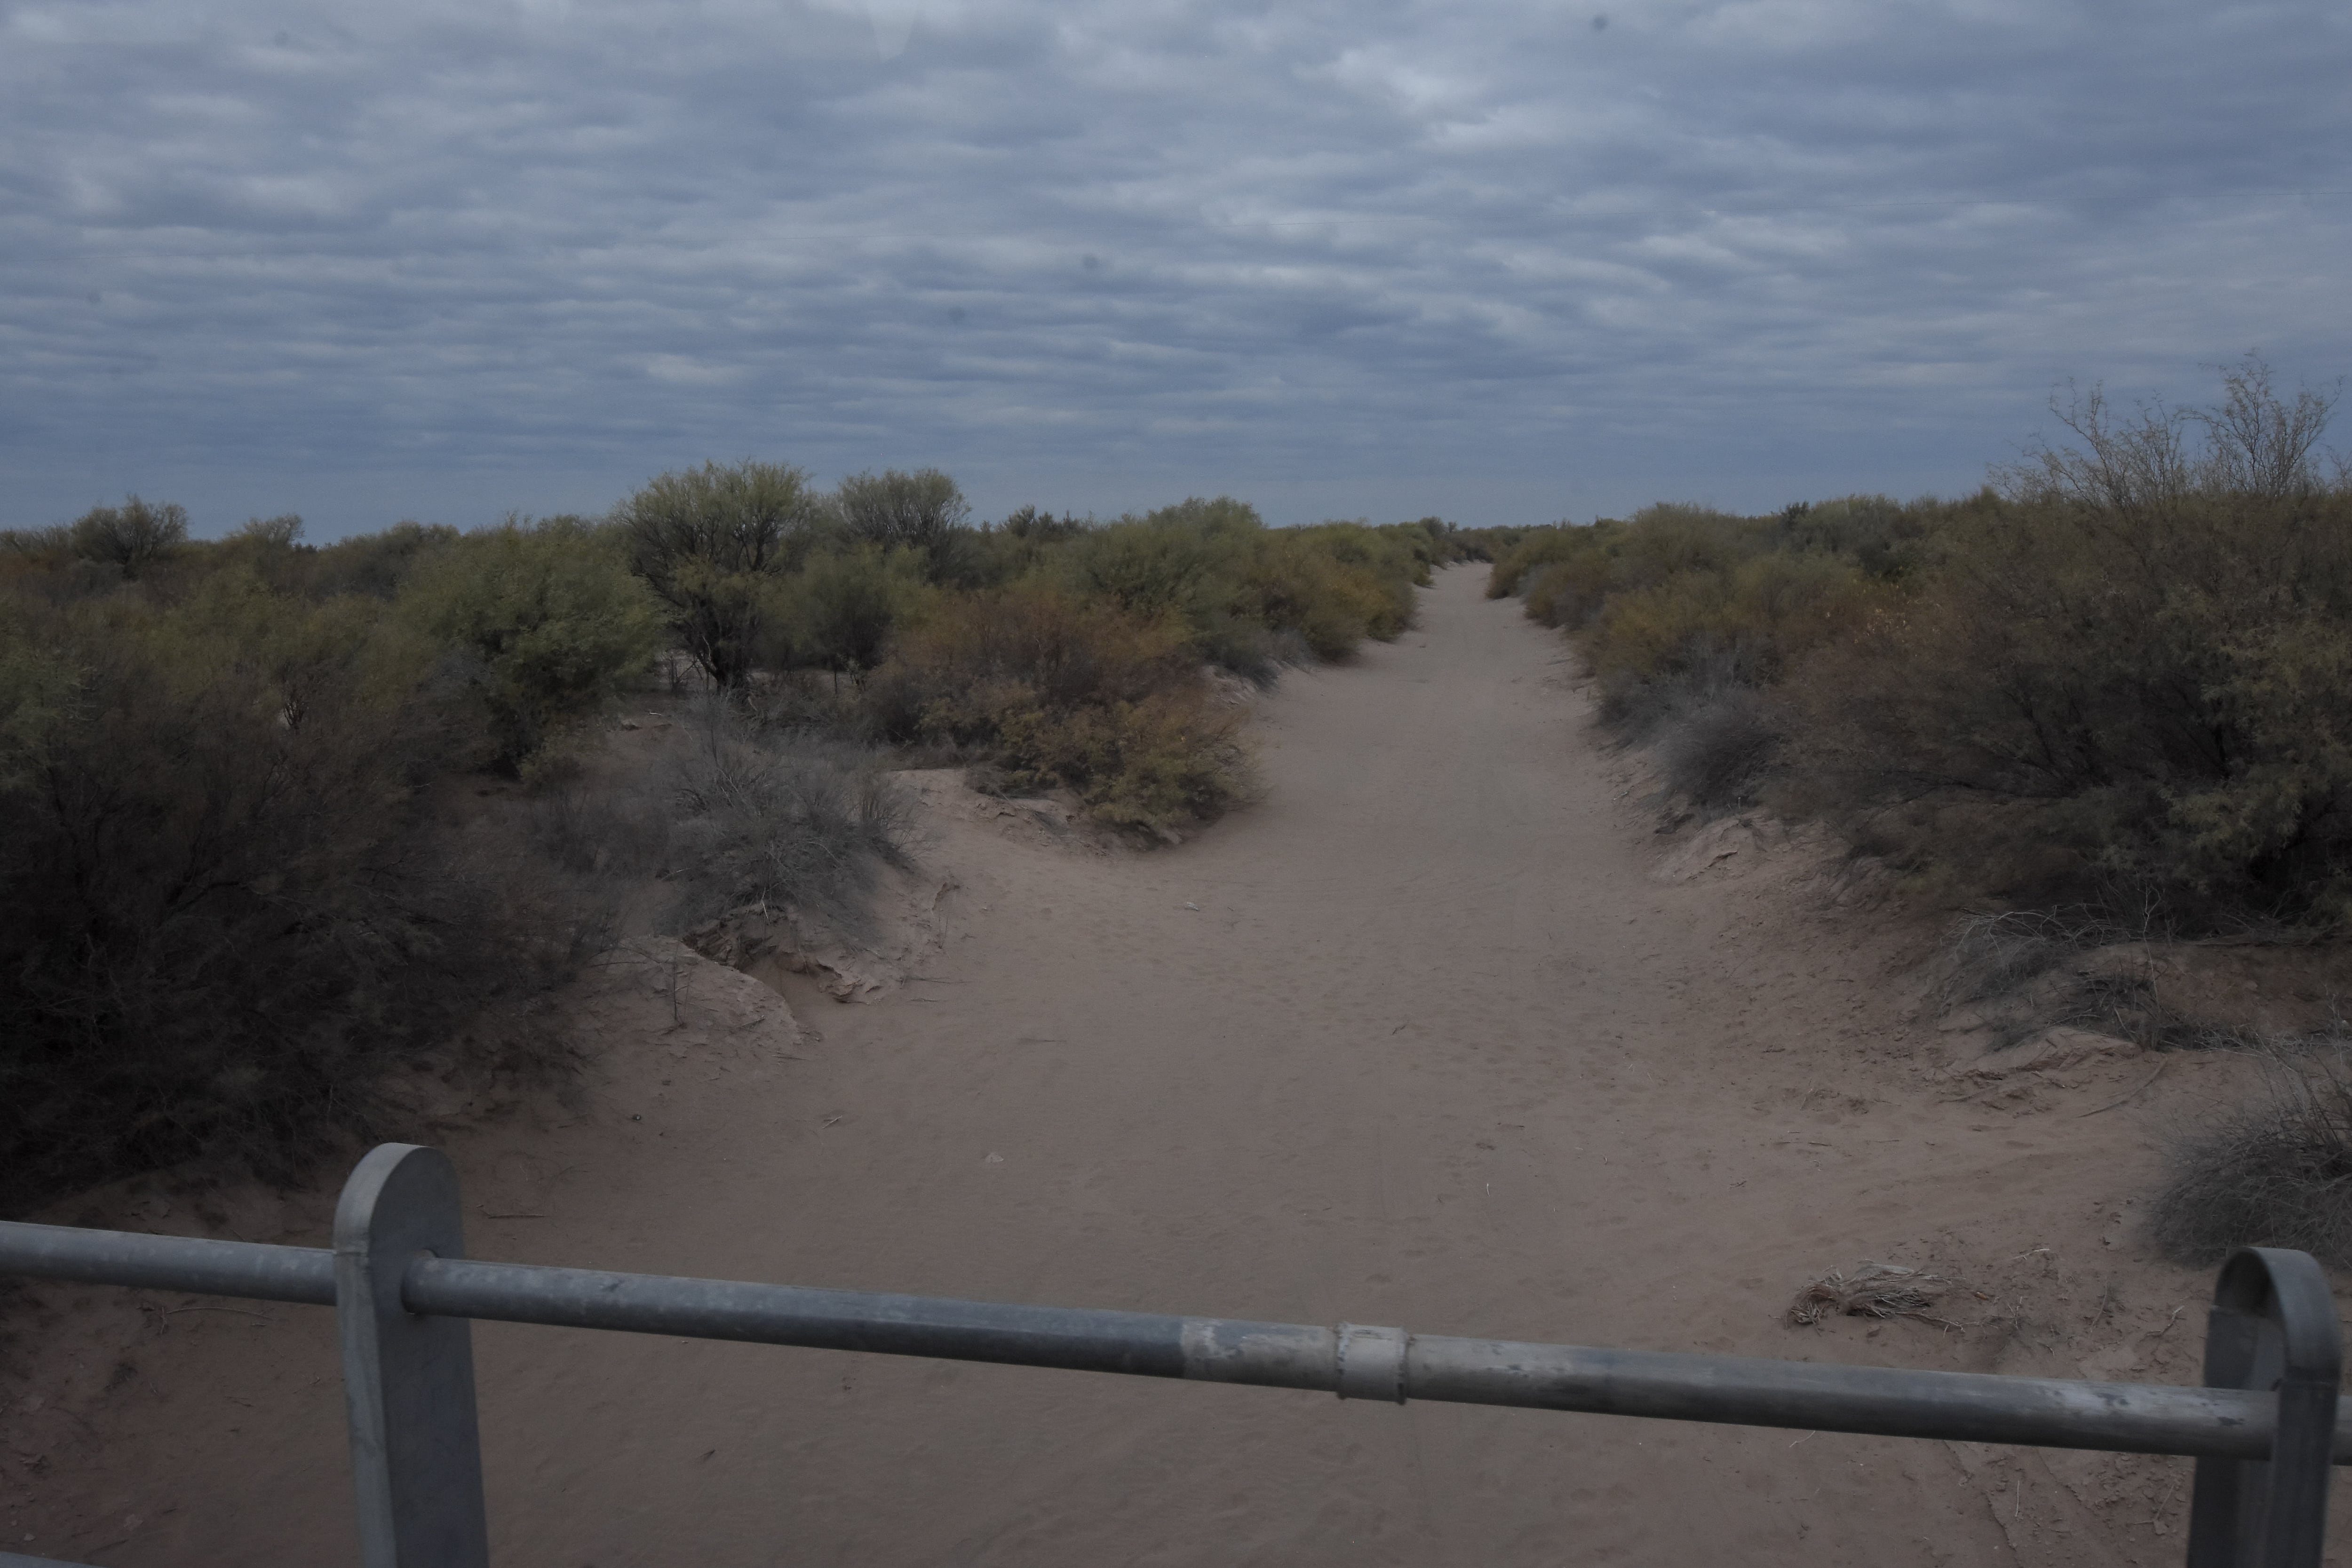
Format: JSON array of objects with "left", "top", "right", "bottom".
[{"left": 8, "top": 567, "right": 2291, "bottom": 1565}]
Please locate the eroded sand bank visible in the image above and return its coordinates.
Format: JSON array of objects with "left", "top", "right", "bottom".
[{"left": 8, "top": 566, "right": 2335, "bottom": 1566}]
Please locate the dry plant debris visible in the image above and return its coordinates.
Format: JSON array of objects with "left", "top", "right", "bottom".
[{"left": 1787, "top": 1262, "right": 1963, "bottom": 1329}]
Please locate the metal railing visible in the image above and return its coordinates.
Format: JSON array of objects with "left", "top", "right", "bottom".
[{"left": 1, "top": 1142, "right": 2342, "bottom": 1567}]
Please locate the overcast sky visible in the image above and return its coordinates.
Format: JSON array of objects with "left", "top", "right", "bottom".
[{"left": 4, "top": 0, "right": 2347, "bottom": 537}]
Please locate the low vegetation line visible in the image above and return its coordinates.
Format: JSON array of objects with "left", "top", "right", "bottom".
[
  {"left": 0, "top": 475, "right": 1469, "bottom": 1212},
  {"left": 1475, "top": 355, "right": 2352, "bottom": 1267}
]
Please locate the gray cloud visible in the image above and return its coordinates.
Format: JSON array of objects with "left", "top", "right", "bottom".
[{"left": 4, "top": 0, "right": 2348, "bottom": 533}]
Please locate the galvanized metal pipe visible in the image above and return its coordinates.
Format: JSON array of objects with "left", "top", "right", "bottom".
[
  {"left": 0, "top": 1220, "right": 334, "bottom": 1305},
  {"left": 403, "top": 1258, "right": 1337, "bottom": 1388},
  {"left": 405, "top": 1256, "right": 2308, "bottom": 1463},
  {"left": 1402, "top": 1336, "right": 2282, "bottom": 1460},
  {"left": 0, "top": 1219, "right": 2339, "bottom": 1467}
]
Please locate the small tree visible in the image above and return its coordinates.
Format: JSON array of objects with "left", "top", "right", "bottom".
[
  {"left": 782, "top": 545, "right": 930, "bottom": 676},
  {"left": 400, "top": 517, "right": 665, "bottom": 770},
  {"left": 835, "top": 468, "right": 970, "bottom": 572},
  {"left": 616, "top": 461, "right": 816, "bottom": 688},
  {"left": 70, "top": 495, "right": 188, "bottom": 577}
]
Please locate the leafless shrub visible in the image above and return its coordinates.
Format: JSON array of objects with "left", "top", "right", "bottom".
[
  {"left": 2150, "top": 1044, "right": 2352, "bottom": 1265},
  {"left": 1655, "top": 686, "right": 1782, "bottom": 812},
  {"left": 665, "top": 702, "right": 914, "bottom": 931},
  {"left": 1937, "top": 907, "right": 2149, "bottom": 1011}
]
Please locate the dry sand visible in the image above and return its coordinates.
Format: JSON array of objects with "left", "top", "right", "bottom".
[{"left": 7, "top": 565, "right": 2347, "bottom": 1565}]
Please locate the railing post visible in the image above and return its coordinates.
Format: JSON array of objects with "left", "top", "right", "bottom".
[
  {"left": 334, "top": 1143, "right": 491, "bottom": 1568},
  {"left": 2187, "top": 1247, "right": 2340, "bottom": 1568}
]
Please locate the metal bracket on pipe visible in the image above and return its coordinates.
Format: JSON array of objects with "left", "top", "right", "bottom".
[
  {"left": 1335, "top": 1323, "right": 1408, "bottom": 1403},
  {"left": 2187, "top": 1247, "right": 2341, "bottom": 1568}
]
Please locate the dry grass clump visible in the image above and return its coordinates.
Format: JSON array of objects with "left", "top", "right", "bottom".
[
  {"left": 1787, "top": 1263, "right": 1962, "bottom": 1329},
  {"left": 1653, "top": 686, "right": 1782, "bottom": 811},
  {"left": 2150, "top": 1045, "right": 2352, "bottom": 1265},
  {"left": 1937, "top": 907, "right": 2150, "bottom": 1011},
  {"left": 665, "top": 705, "right": 914, "bottom": 929}
]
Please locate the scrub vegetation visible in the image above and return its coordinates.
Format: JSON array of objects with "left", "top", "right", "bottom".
[
  {"left": 0, "top": 477, "right": 1449, "bottom": 1208},
  {"left": 1492, "top": 357, "right": 2352, "bottom": 934},
  {"left": 1486, "top": 358, "right": 2352, "bottom": 1265}
]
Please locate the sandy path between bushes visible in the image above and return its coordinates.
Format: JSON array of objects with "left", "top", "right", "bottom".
[{"left": 10, "top": 565, "right": 2316, "bottom": 1566}]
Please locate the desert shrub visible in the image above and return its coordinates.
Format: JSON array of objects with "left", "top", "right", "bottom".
[
  {"left": 1523, "top": 548, "right": 1615, "bottom": 629},
  {"left": 1585, "top": 549, "right": 1880, "bottom": 689},
  {"left": 666, "top": 705, "right": 913, "bottom": 927},
  {"left": 1066, "top": 517, "right": 1221, "bottom": 621},
  {"left": 1786, "top": 485, "right": 2352, "bottom": 920},
  {"left": 1654, "top": 685, "right": 1783, "bottom": 810},
  {"left": 1487, "top": 525, "right": 1588, "bottom": 598},
  {"left": 1289, "top": 523, "right": 1423, "bottom": 625},
  {"left": 307, "top": 521, "right": 462, "bottom": 600},
  {"left": 0, "top": 575, "right": 597, "bottom": 1212},
  {"left": 993, "top": 691, "right": 1251, "bottom": 832},
  {"left": 868, "top": 581, "right": 1194, "bottom": 736},
  {"left": 2150, "top": 1046, "right": 2352, "bottom": 1265},
  {"left": 863, "top": 581, "right": 1248, "bottom": 831},
  {"left": 69, "top": 495, "right": 187, "bottom": 578},
  {"left": 618, "top": 461, "right": 822, "bottom": 688},
  {"left": 397, "top": 517, "right": 666, "bottom": 772},
  {"left": 1764, "top": 360, "right": 2352, "bottom": 922},
  {"left": 1231, "top": 532, "right": 1389, "bottom": 660},
  {"left": 772, "top": 544, "right": 934, "bottom": 675},
  {"left": 834, "top": 468, "right": 971, "bottom": 578},
  {"left": 1771, "top": 494, "right": 1944, "bottom": 582}
]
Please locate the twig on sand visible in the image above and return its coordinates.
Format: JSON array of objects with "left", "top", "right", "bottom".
[{"left": 2075, "top": 1060, "right": 2169, "bottom": 1119}]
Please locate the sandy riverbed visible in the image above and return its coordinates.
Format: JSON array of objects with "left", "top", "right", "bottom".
[{"left": 6, "top": 565, "right": 2339, "bottom": 1566}]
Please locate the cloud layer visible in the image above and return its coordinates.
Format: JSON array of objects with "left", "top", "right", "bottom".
[{"left": 5, "top": 0, "right": 2348, "bottom": 533}]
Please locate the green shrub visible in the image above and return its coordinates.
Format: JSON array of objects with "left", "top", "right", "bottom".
[
  {"left": 618, "top": 461, "right": 820, "bottom": 687},
  {"left": 835, "top": 467, "right": 971, "bottom": 572},
  {"left": 398, "top": 517, "right": 666, "bottom": 771},
  {"left": 1584, "top": 549, "right": 1882, "bottom": 689},
  {"left": 307, "top": 520, "right": 462, "bottom": 600},
  {"left": 771, "top": 544, "right": 934, "bottom": 674},
  {"left": 1486, "top": 525, "right": 1584, "bottom": 598},
  {"left": 1066, "top": 517, "right": 1220, "bottom": 621}
]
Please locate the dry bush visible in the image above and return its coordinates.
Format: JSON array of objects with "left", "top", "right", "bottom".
[
  {"left": 69, "top": 495, "right": 188, "bottom": 578},
  {"left": 1583, "top": 549, "right": 1881, "bottom": 691},
  {"left": 666, "top": 705, "right": 914, "bottom": 929},
  {"left": 1523, "top": 548, "right": 1615, "bottom": 629},
  {"left": 1783, "top": 481, "right": 2352, "bottom": 924},
  {"left": 868, "top": 580, "right": 1195, "bottom": 733},
  {"left": 862, "top": 581, "right": 1250, "bottom": 834},
  {"left": 0, "top": 573, "right": 602, "bottom": 1213},
  {"left": 1654, "top": 685, "right": 1782, "bottom": 811},
  {"left": 1937, "top": 907, "right": 2151, "bottom": 1011},
  {"left": 992, "top": 692, "right": 1252, "bottom": 834},
  {"left": 1487, "top": 525, "right": 1592, "bottom": 598},
  {"left": 2151, "top": 1045, "right": 2352, "bottom": 1265},
  {"left": 1062, "top": 500, "right": 1421, "bottom": 669},
  {"left": 1232, "top": 529, "right": 1406, "bottom": 659}
]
